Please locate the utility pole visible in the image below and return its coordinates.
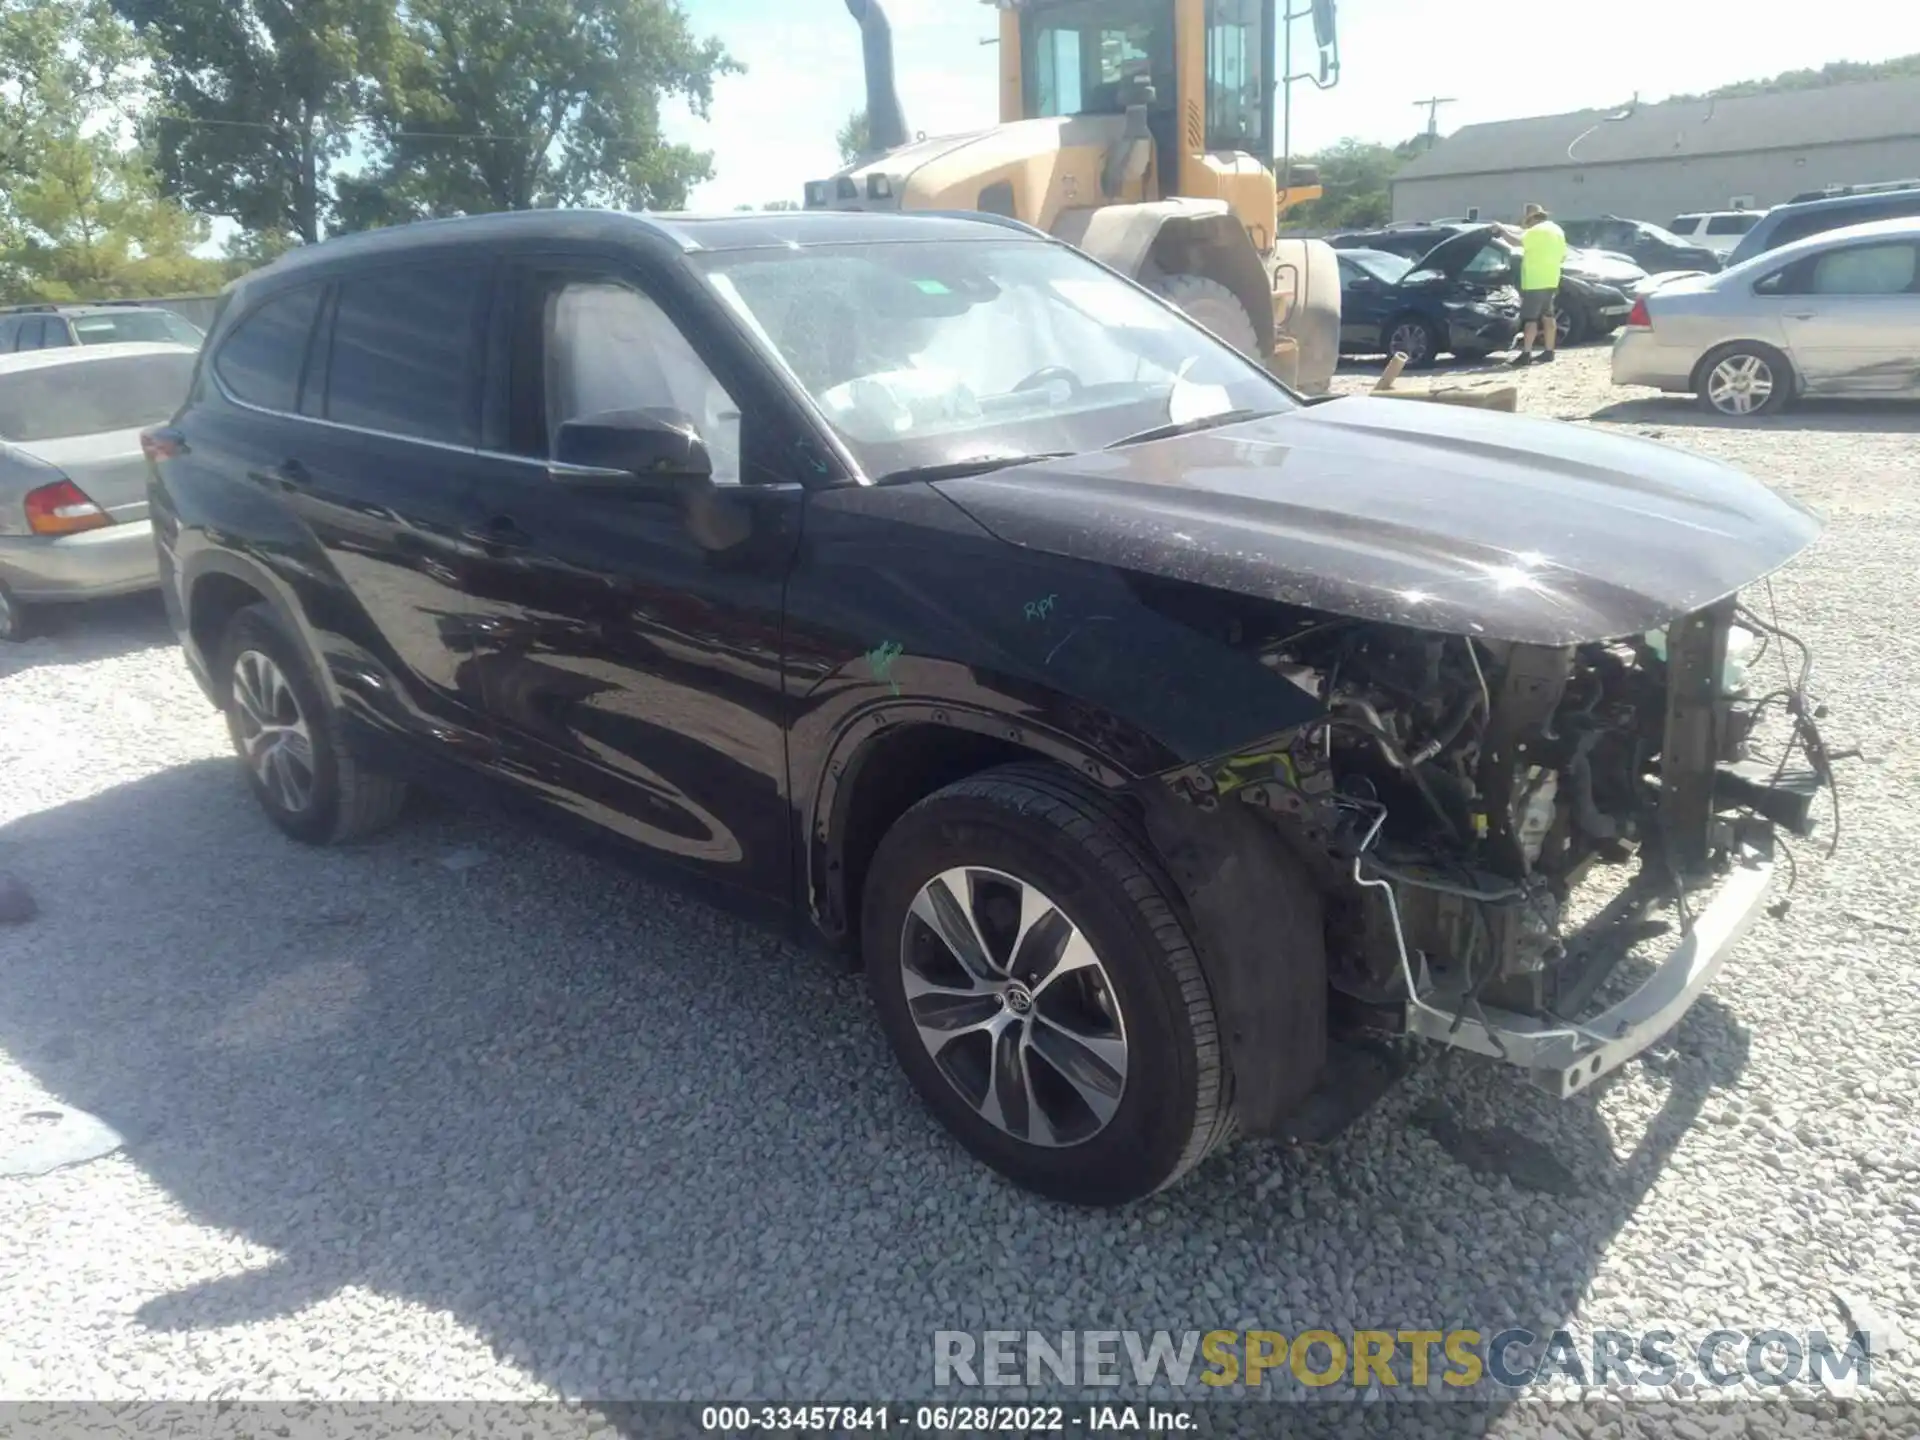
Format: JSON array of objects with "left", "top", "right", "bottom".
[{"left": 1413, "top": 96, "right": 1456, "bottom": 149}]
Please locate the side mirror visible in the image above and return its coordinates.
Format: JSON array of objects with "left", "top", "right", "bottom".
[{"left": 550, "top": 408, "right": 712, "bottom": 492}]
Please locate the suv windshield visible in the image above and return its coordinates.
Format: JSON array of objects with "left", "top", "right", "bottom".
[
  {"left": 698, "top": 239, "right": 1290, "bottom": 478},
  {"left": 1344, "top": 251, "right": 1411, "bottom": 285}
]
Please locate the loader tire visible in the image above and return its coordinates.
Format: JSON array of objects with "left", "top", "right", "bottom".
[{"left": 1145, "top": 271, "right": 1262, "bottom": 359}]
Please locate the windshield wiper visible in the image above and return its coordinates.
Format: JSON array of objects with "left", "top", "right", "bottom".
[
  {"left": 1104, "top": 407, "right": 1283, "bottom": 449},
  {"left": 871, "top": 453, "right": 1072, "bottom": 486}
]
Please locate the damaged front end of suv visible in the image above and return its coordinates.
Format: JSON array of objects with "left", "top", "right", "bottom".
[
  {"left": 933, "top": 398, "right": 1836, "bottom": 1145},
  {"left": 1158, "top": 589, "right": 1836, "bottom": 1116}
]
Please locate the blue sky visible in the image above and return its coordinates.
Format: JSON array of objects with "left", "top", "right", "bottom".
[{"left": 666, "top": 0, "right": 1920, "bottom": 211}]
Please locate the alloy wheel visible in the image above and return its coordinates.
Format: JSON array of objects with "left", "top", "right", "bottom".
[
  {"left": 231, "top": 649, "right": 315, "bottom": 813},
  {"left": 898, "top": 867, "right": 1129, "bottom": 1148},
  {"left": 0, "top": 586, "right": 17, "bottom": 641},
  {"left": 1707, "top": 354, "right": 1775, "bottom": 415},
  {"left": 1387, "top": 322, "right": 1429, "bottom": 365}
]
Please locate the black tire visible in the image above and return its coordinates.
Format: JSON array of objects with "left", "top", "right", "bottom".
[
  {"left": 1553, "top": 300, "right": 1583, "bottom": 346},
  {"left": 1383, "top": 314, "right": 1439, "bottom": 368},
  {"left": 1143, "top": 270, "right": 1262, "bottom": 359},
  {"left": 0, "top": 582, "right": 30, "bottom": 643},
  {"left": 1693, "top": 341, "right": 1793, "bottom": 419},
  {"left": 862, "top": 762, "right": 1232, "bottom": 1206},
  {"left": 214, "top": 603, "right": 406, "bottom": 844}
]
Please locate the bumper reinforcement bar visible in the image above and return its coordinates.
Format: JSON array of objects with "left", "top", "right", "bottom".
[{"left": 1363, "top": 848, "right": 1775, "bottom": 1098}]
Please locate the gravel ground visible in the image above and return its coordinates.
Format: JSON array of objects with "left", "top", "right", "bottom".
[{"left": 2, "top": 348, "right": 1917, "bottom": 1433}]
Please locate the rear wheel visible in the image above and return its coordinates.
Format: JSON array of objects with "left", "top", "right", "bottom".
[
  {"left": 1144, "top": 271, "right": 1261, "bottom": 359},
  {"left": 862, "top": 763, "right": 1232, "bottom": 1206},
  {"left": 1553, "top": 300, "right": 1583, "bottom": 346},
  {"left": 215, "top": 604, "right": 407, "bottom": 844},
  {"left": 0, "top": 583, "right": 29, "bottom": 643},
  {"left": 1695, "top": 342, "right": 1792, "bottom": 418}
]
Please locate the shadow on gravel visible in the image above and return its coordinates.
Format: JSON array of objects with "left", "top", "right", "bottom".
[
  {"left": 0, "top": 761, "right": 1751, "bottom": 1422},
  {"left": 0, "top": 591, "right": 174, "bottom": 672},
  {"left": 1592, "top": 396, "right": 1920, "bottom": 434}
]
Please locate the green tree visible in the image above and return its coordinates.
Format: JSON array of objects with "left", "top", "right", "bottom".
[
  {"left": 1286, "top": 137, "right": 1421, "bottom": 230},
  {"left": 762, "top": 199, "right": 799, "bottom": 211},
  {"left": 836, "top": 108, "right": 869, "bottom": 165},
  {"left": 1, "top": 0, "right": 146, "bottom": 183},
  {"left": 361, "top": 0, "right": 736, "bottom": 220},
  {"left": 1, "top": 130, "right": 222, "bottom": 301},
  {"left": 111, "top": 0, "right": 398, "bottom": 244}
]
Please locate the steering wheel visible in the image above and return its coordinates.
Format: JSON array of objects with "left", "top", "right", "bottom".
[{"left": 1012, "top": 365, "right": 1084, "bottom": 399}]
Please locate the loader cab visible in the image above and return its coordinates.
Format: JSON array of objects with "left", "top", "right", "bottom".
[{"left": 1014, "top": 0, "right": 1276, "bottom": 174}]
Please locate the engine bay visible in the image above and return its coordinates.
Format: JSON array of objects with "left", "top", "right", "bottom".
[{"left": 1155, "top": 586, "right": 1841, "bottom": 1031}]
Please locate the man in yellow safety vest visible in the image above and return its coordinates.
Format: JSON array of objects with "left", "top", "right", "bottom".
[{"left": 1511, "top": 202, "right": 1567, "bottom": 366}]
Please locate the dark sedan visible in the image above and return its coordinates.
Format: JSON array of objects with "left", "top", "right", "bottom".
[
  {"left": 1334, "top": 245, "right": 1518, "bottom": 364},
  {"left": 1560, "top": 217, "right": 1722, "bottom": 275},
  {"left": 1332, "top": 224, "right": 1634, "bottom": 345}
]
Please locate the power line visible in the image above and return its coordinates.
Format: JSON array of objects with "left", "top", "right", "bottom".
[{"left": 1412, "top": 96, "right": 1455, "bottom": 149}]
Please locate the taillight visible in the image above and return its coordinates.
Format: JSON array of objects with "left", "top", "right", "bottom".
[
  {"left": 1626, "top": 297, "right": 1651, "bottom": 329},
  {"left": 141, "top": 426, "right": 186, "bottom": 462},
  {"left": 24, "top": 480, "right": 111, "bottom": 536}
]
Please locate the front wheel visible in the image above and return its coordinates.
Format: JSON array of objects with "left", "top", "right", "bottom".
[
  {"left": 215, "top": 604, "right": 408, "bottom": 844},
  {"left": 1553, "top": 301, "right": 1583, "bottom": 346},
  {"left": 1144, "top": 271, "right": 1262, "bottom": 359},
  {"left": 862, "top": 764, "right": 1233, "bottom": 1206},
  {"left": 1384, "top": 315, "right": 1439, "bottom": 368}
]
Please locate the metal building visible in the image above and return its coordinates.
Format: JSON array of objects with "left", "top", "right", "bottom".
[{"left": 1389, "top": 76, "right": 1920, "bottom": 226}]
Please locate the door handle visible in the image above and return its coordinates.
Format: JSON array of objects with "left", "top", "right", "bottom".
[
  {"left": 1785, "top": 311, "right": 1817, "bottom": 321},
  {"left": 461, "top": 516, "right": 534, "bottom": 555}
]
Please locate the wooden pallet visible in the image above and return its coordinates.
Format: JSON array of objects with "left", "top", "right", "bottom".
[{"left": 1367, "top": 352, "right": 1519, "bottom": 412}]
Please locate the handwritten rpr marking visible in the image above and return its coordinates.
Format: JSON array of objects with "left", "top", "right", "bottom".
[
  {"left": 1023, "top": 594, "right": 1059, "bottom": 622},
  {"left": 866, "top": 641, "right": 903, "bottom": 695}
]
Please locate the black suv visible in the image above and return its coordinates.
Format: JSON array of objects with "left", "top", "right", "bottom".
[{"left": 149, "top": 209, "right": 1828, "bottom": 1205}]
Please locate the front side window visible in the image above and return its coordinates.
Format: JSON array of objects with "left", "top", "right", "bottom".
[
  {"left": 325, "top": 263, "right": 484, "bottom": 445},
  {"left": 1205, "top": 0, "right": 1267, "bottom": 152},
  {"left": 0, "top": 353, "right": 196, "bottom": 443},
  {"left": 12, "top": 318, "right": 45, "bottom": 352},
  {"left": 1022, "top": 0, "right": 1172, "bottom": 118},
  {"left": 544, "top": 281, "right": 743, "bottom": 486},
  {"left": 1809, "top": 243, "right": 1918, "bottom": 296},
  {"left": 700, "top": 238, "right": 1291, "bottom": 480},
  {"left": 216, "top": 285, "right": 323, "bottom": 413},
  {"left": 1707, "top": 214, "right": 1758, "bottom": 236}
]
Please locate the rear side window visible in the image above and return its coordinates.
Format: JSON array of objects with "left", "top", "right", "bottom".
[
  {"left": 14, "top": 317, "right": 46, "bottom": 352},
  {"left": 323, "top": 263, "right": 484, "bottom": 445},
  {"left": 1810, "top": 243, "right": 1918, "bottom": 295},
  {"left": 1706, "top": 214, "right": 1758, "bottom": 235},
  {"left": 1773, "top": 206, "right": 1870, "bottom": 248},
  {"left": 216, "top": 285, "right": 324, "bottom": 412},
  {"left": 0, "top": 353, "right": 197, "bottom": 442}
]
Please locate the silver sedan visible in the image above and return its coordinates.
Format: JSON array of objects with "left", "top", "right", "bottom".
[
  {"left": 1611, "top": 216, "right": 1920, "bottom": 418},
  {"left": 0, "top": 341, "right": 197, "bottom": 640}
]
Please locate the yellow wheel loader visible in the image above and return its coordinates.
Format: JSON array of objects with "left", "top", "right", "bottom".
[{"left": 804, "top": 0, "right": 1344, "bottom": 393}]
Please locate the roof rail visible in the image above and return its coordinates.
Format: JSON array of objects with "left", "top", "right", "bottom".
[{"left": 0, "top": 303, "right": 59, "bottom": 314}]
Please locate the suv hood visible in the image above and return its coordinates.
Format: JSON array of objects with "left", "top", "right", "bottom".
[{"left": 931, "top": 399, "right": 1820, "bottom": 646}]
